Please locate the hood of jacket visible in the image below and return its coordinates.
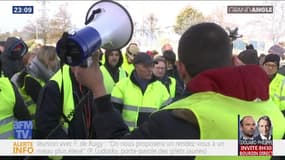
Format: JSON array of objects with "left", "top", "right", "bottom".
[
  {"left": 0, "top": 37, "right": 28, "bottom": 78},
  {"left": 3, "top": 37, "right": 28, "bottom": 59},
  {"left": 187, "top": 65, "right": 269, "bottom": 101},
  {"left": 104, "top": 49, "right": 123, "bottom": 69},
  {"left": 27, "top": 56, "right": 55, "bottom": 82}
]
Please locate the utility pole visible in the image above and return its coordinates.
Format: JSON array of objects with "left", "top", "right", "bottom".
[{"left": 41, "top": 0, "right": 47, "bottom": 45}]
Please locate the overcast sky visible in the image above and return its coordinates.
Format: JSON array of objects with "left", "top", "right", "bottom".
[
  {"left": 0, "top": 1, "right": 191, "bottom": 32},
  {"left": 1, "top": 0, "right": 283, "bottom": 51},
  {"left": 0, "top": 1, "right": 268, "bottom": 33}
]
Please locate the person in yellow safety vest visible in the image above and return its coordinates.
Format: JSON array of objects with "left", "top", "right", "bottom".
[
  {"left": 111, "top": 52, "right": 172, "bottom": 131},
  {"left": 0, "top": 76, "right": 32, "bottom": 160},
  {"left": 262, "top": 53, "right": 285, "bottom": 116},
  {"left": 11, "top": 46, "right": 60, "bottom": 138},
  {"left": 262, "top": 54, "right": 280, "bottom": 82},
  {"left": 35, "top": 47, "right": 107, "bottom": 160},
  {"left": 121, "top": 43, "right": 140, "bottom": 75},
  {"left": 153, "top": 55, "right": 184, "bottom": 100},
  {"left": 100, "top": 49, "right": 127, "bottom": 94},
  {"left": 162, "top": 50, "right": 185, "bottom": 92},
  {"left": 84, "top": 23, "right": 285, "bottom": 160},
  {"left": 270, "top": 72, "right": 285, "bottom": 116},
  {"left": 0, "top": 76, "right": 31, "bottom": 139},
  {"left": 35, "top": 62, "right": 99, "bottom": 139}
]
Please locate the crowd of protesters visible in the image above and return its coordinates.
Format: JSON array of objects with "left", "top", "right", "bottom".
[{"left": 1, "top": 21, "right": 285, "bottom": 160}]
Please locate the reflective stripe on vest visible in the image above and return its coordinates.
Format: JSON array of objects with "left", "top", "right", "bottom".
[
  {"left": 100, "top": 65, "right": 127, "bottom": 94},
  {"left": 111, "top": 77, "right": 171, "bottom": 131},
  {"left": 270, "top": 73, "right": 285, "bottom": 111},
  {"left": 164, "top": 91, "right": 285, "bottom": 160},
  {"left": 0, "top": 116, "right": 14, "bottom": 139},
  {"left": 0, "top": 77, "right": 16, "bottom": 139},
  {"left": 18, "top": 74, "right": 45, "bottom": 128},
  {"left": 169, "top": 77, "right": 176, "bottom": 98},
  {"left": 111, "top": 96, "right": 123, "bottom": 104},
  {"left": 0, "top": 116, "right": 14, "bottom": 126},
  {"left": 0, "top": 130, "right": 14, "bottom": 139},
  {"left": 161, "top": 98, "right": 173, "bottom": 107},
  {"left": 274, "top": 93, "right": 285, "bottom": 101},
  {"left": 50, "top": 65, "right": 75, "bottom": 134},
  {"left": 123, "top": 104, "right": 157, "bottom": 113}
]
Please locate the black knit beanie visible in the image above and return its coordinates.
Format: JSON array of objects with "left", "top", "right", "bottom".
[
  {"left": 263, "top": 54, "right": 280, "bottom": 68},
  {"left": 238, "top": 49, "right": 259, "bottom": 65}
]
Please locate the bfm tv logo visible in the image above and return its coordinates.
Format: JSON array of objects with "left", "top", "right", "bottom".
[
  {"left": 14, "top": 120, "right": 32, "bottom": 139},
  {"left": 13, "top": 121, "right": 34, "bottom": 154}
]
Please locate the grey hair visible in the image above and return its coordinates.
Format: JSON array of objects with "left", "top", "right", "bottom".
[{"left": 257, "top": 116, "right": 272, "bottom": 128}]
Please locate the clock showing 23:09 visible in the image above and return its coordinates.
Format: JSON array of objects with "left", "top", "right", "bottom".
[{"left": 12, "top": 6, "right": 34, "bottom": 14}]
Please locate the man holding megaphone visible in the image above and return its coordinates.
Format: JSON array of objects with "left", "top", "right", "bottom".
[{"left": 35, "top": 0, "right": 133, "bottom": 148}]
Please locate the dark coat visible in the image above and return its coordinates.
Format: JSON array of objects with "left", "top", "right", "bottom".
[
  {"left": 166, "top": 65, "right": 184, "bottom": 91},
  {"left": 11, "top": 81, "right": 32, "bottom": 120},
  {"left": 158, "top": 74, "right": 184, "bottom": 100},
  {"left": 254, "top": 134, "right": 273, "bottom": 141},
  {"left": 35, "top": 68, "right": 95, "bottom": 139}
]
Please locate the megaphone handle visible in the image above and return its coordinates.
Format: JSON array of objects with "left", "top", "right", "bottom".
[{"left": 85, "top": 8, "right": 102, "bottom": 25}]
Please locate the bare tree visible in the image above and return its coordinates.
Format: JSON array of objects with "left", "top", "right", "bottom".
[
  {"left": 248, "top": 1, "right": 285, "bottom": 44},
  {"left": 48, "top": 3, "right": 73, "bottom": 44},
  {"left": 206, "top": 7, "right": 232, "bottom": 28},
  {"left": 131, "top": 21, "right": 139, "bottom": 42},
  {"left": 144, "top": 13, "right": 159, "bottom": 39},
  {"left": 22, "top": 0, "right": 50, "bottom": 43},
  {"left": 206, "top": 6, "right": 240, "bottom": 35},
  {"left": 22, "top": 18, "right": 48, "bottom": 41},
  {"left": 22, "top": 3, "right": 72, "bottom": 44},
  {"left": 174, "top": 5, "right": 205, "bottom": 35},
  {"left": 134, "top": 13, "right": 160, "bottom": 48}
]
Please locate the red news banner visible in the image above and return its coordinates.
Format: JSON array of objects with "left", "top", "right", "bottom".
[{"left": 239, "top": 140, "right": 272, "bottom": 156}]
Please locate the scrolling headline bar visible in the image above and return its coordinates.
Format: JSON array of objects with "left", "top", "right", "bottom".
[{"left": 0, "top": 140, "right": 285, "bottom": 156}]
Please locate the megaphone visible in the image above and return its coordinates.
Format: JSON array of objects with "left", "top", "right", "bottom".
[{"left": 56, "top": 0, "right": 134, "bottom": 66}]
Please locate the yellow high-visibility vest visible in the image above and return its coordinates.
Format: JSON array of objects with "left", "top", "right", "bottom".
[
  {"left": 111, "top": 77, "right": 171, "bottom": 131},
  {"left": 164, "top": 91, "right": 285, "bottom": 160},
  {"left": 100, "top": 65, "right": 127, "bottom": 94},
  {"left": 18, "top": 74, "right": 45, "bottom": 127},
  {"left": 50, "top": 65, "right": 75, "bottom": 134},
  {"left": 270, "top": 73, "right": 285, "bottom": 112},
  {"left": 0, "top": 77, "right": 16, "bottom": 139}
]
